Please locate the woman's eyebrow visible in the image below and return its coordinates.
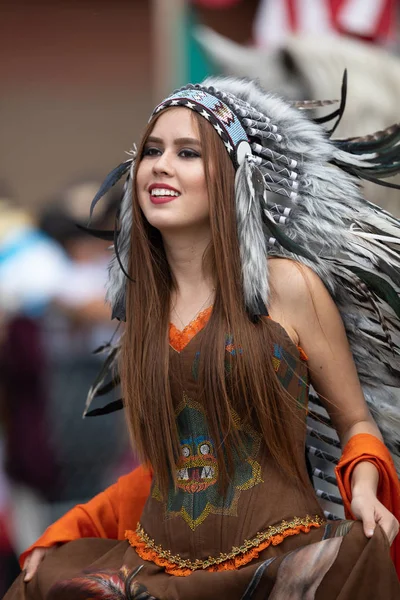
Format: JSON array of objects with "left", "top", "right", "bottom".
[
  {"left": 174, "top": 137, "right": 201, "bottom": 147},
  {"left": 146, "top": 136, "right": 200, "bottom": 147}
]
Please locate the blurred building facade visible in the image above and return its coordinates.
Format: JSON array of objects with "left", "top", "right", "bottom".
[
  {"left": 0, "top": 3, "right": 153, "bottom": 592},
  {"left": 0, "top": 0, "right": 153, "bottom": 211}
]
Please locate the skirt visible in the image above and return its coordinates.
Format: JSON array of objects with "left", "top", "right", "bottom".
[{"left": 5, "top": 521, "right": 399, "bottom": 600}]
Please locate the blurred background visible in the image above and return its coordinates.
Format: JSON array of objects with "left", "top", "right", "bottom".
[{"left": 0, "top": 0, "right": 399, "bottom": 593}]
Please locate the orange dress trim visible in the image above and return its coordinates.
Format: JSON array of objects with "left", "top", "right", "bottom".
[
  {"left": 125, "top": 515, "right": 323, "bottom": 577},
  {"left": 169, "top": 306, "right": 213, "bottom": 352},
  {"left": 169, "top": 307, "right": 308, "bottom": 360},
  {"left": 297, "top": 346, "right": 308, "bottom": 362}
]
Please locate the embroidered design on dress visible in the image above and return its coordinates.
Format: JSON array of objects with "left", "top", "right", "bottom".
[
  {"left": 192, "top": 335, "right": 243, "bottom": 379},
  {"left": 297, "top": 371, "right": 308, "bottom": 409},
  {"left": 126, "top": 515, "right": 325, "bottom": 576},
  {"left": 151, "top": 394, "right": 263, "bottom": 530},
  {"left": 272, "top": 343, "right": 308, "bottom": 410}
]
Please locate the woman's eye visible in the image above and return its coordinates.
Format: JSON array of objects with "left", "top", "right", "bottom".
[
  {"left": 179, "top": 149, "right": 200, "bottom": 158},
  {"left": 142, "top": 147, "right": 161, "bottom": 157}
]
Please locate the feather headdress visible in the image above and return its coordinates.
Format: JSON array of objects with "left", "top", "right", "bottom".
[{"left": 85, "top": 76, "right": 400, "bottom": 519}]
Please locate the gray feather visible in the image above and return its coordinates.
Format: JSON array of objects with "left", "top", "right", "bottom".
[
  {"left": 235, "top": 159, "right": 269, "bottom": 314},
  {"left": 106, "top": 173, "right": 133, "bottom": 319}
]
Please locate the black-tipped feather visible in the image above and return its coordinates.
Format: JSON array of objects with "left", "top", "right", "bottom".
[
  {"left": 85, "top": 399, "right": 124, "bottom": 417},
  {"left": 336, "top": 123, "right": 400, "bottom": 154},
  {"left": 114, "top": 209, "right": 135, "bottom": 283},
  {"left": 89, "top": 160, "right": 132, "bottom": 220},
  {"left": 95, "top": 378, "right": 120, "bottom": 397},
  {"left": 263, "top": 213, "right": 316, "bottom": 261},
  {"left": 83, "top": 346, "right": 119, "bottom": 416},
  {"left": 76, "top": 224, "right": 117, "bottom": 241},
  {"left": 327, "top": 69, "right": 347, "bottom": 136},
  {"left": 347, "top": 266, "right": 400, "bottom": 318},
  {"left": 333, "top": 164, "right": 400, "bottom": 190}
]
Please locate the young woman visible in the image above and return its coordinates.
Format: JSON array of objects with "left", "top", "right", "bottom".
[{"left": 6, "top": 77, "right": 400, "bottom": 599}]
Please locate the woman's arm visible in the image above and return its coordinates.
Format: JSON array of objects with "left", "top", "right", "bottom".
[
  {"left": 22, "top": 482, "right": 120, "bottom": 581},
  {"left": 268, "top": 259, "right": 399, "bottom": 543},
  {"left": 22, "top": 465, "right": 151, "bottom": 580}
]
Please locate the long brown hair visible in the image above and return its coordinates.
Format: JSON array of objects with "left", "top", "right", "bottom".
[{"left": 121, "top": 109, "right": 307, "bottom": 494}]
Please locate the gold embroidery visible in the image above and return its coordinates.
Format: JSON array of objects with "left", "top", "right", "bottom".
[
  {"left": 237, "top": 459, "right": 262, "bottom": 491},
  {"left": 152, "top": 482, "right": 244, "bottom": 531},
  {"left": 127, "top": 515, "right": 325, "bottom": 572},
  {"left": 151, "top": 393, "right": 264, "bottom": 530},
  {"left": 180, "top": 501, "right": 217, "bottom": 530},
  {"left": 151, "top": 485, "right": 163, "bottom": 502},
  {"left": 174, "top": 393, "right": 205, "bottom": 417},
  {"left": 272, "top": 356, "right": 281, "bottom": 372}
]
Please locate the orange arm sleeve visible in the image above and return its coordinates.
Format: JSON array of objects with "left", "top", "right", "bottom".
[
  {"left": 335, "top": 433, "right": 400, "bottom": 578},
  {"left": 19, "top": 465, "right": 152, "bottom": 568}
]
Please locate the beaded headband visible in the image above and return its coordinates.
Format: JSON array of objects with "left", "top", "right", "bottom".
[
  {"left": 152, "top": 88, "right": 252, "bottom": 169},
  {"left": 152, "top": 84, "right": 300, "bottom": 207}
]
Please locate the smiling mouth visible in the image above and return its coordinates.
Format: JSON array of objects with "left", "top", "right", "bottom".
[
  {"left": 150, "top": 188, "right": 180, "bottom": 197},
  {"left": 149, "top": 188, "right": 180, "bottom": 204}
]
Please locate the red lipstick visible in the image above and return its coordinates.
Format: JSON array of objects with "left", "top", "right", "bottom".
[{"left": 148, "top": 183, "right": 180, "bottom": 204}]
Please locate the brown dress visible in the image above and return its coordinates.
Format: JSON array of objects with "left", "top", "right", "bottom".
[{"left": 5, "top": 312, "right": 400, "bottom": 599}]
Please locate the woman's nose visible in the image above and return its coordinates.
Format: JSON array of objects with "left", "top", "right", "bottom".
[{"left": 153, "top": 151, "right": 174, "bottom": 175}]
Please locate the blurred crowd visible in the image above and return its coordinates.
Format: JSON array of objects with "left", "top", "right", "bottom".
[
  {"left": 1, "top": 0, "right": 399, "bottom": 595},
  {"left": 0, "top": 181, "right": 133, "bottom": 592}
]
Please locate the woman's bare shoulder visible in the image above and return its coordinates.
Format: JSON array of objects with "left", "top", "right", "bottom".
[
  {"left": 266, "top": 259, "right": 308, "bottom": 345},
  {"left": 268, "top": 256, "right": 339, "bottom": 330},
  {"left": 267, "top": 258, "right": 333, "bottom": 345},
  {"left": 267, "top": 257, "right": 320, "bottom": 299}
]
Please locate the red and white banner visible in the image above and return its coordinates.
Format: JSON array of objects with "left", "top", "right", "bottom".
[{"left": 254, "top": 0, "right": 396, "bottom": 47}]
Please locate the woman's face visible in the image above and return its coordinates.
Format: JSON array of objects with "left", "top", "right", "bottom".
[{"left": 136, "top": 108, "right": 209, "bottom": 233}]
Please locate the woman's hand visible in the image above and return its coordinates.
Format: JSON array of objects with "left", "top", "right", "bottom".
[
  {"left": 351, "top": 491, "right": 399, "bottom": 545},
  {"left": 23, "top": 546, "right": 57, "bottom": 582}
]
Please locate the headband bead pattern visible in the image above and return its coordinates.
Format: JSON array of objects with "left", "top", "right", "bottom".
[{"left": 152, "top": 87, "right": 251, "bottom": 169}]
